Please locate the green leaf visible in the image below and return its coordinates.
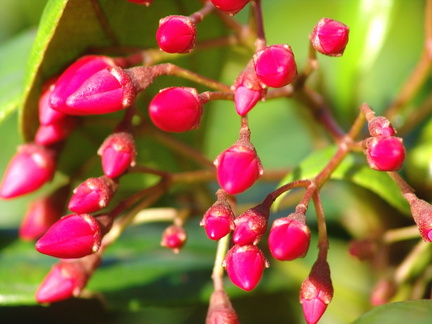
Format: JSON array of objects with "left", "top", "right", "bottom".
[
  {"left": 0, "top": 29, "right": 36, "bottom": 124},
  {"left": 353, "top": 300, "right": 432, "bottom": 324},
  {"left": 274, "top": 146, "right": 410, "bottom": 214}
]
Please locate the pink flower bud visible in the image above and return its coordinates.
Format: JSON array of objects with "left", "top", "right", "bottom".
[
  {"left": 234, "top": 86, "right": 263, "bottom": 116},
  {"left": 214, "top": 140, "right": 263, "bottom": 195},
  {"left": 126, "top": 0, "right": 152, "bottom": 5},
  {"left": 35, "top": 213, "right": 102, "bottom": 259},
  {"left": 300, "top": 259, "right": 333, "bottom": 324},
  {"left": 206, "top": 290, "right": 240, "bottom": 324},
  {"left": 232, "top": 204, "right": 269, "bottom": 245},
  {"left": 36, "top": 254, "right": 100, "bottom": 303},
  {"left": 370, "top": 279, "right": 396, "bottom": 306},
  {"left": 268, "top": 213, "right": 311, "bottom": 261},
  {"left": 49, "top": 55, "right": 135, "bottom": 115},
  {"left": 310, "top": 18, "right": 349, "bottom": 57},
  {"left": 253, "top": 44, "right": 297, "bottom": 88},
  {"left": 19, "top": 187, "right": 68, "bottom": 241},
  {"left": 223, "top": 244, "right": 268, "bottom": 291},
  {"left": 201, "top": 200, "right": 235, "bottom": 241},
  {"left": 68, "top": 176, "right": 118, "bottom": 214},
  {"left": 35, "top": 116, "right": 78, "bottom": 146},
  {"left": 161, "top": 224, "right": 187, "bottom": 253},
  {"left": 39, "top": 77, "right": 68, "bottom": 125},
  {"left": 365, "top": 136, "right": 405, "bottom": 171},
  {"left": 209, "top": 0, "right": 251, "bottom": 16},
  {"left": 233, "top": 60, "right": 265, "bottom": 116},
  {"left": 368, "top": 116, "right": 396, "bottom": 137},
  {"left": 98, "top": 132, "right": 137, "bottom": 178},
  {"left": 0, "top": 143, "right": 56, "bottom": 199},
  {"left": 156, "top": 16, "right": 196, "bottom": 54},
  {"left": 149, "top": 87, "right": 203, "bottom": 132},
  {"left": 405, "top": 194, "right": 432, "bottom": 242}
]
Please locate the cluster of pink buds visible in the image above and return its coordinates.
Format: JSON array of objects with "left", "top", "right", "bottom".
[{"left": 364, "top": 116, "right": 406, "bottom": 171}]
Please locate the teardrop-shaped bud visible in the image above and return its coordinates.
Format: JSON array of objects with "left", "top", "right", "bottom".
[
  {"left": 223, "top": 244, "right": 268, "bottom": 291},
  {"left": 300, "top": 259, "right": 333, "bottom": 324},
  {"left": 35, "top": 116, "right": 78, "bottom": 146},
  {"left": 268, "top": 213, "right": 311, "bottom": 261},
  {"left": 49, "top": 55, "right": 135, "bottom": 115},
  {"left": 0, "top": 144, "right": 56, "bottom": 199},
  {"left": 97, "top": 132, "right": 137, "bottom": 178},
  {"left": 68, "top": 176, "right": 118, "bottom": 214},
  {"left": 36, "top": 254, "right": 100, "bottom": 303},
  {"left": 214, "top": 141, "right": 263, "bottom": 195},
  {"left": 232, "top": 204, "right": 269, "bottom": 245}
]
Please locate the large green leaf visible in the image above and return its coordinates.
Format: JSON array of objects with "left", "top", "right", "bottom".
[
  {"left": 0, "top": 30, "right": 36, "bottom": 124},
  {"left": 274, "top": 146, "right": 410, "bottom": 215},
  {"left": 353, "top": 300, "right": 432, "bottom": 324}
]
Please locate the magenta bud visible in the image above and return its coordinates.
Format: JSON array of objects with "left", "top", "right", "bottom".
[
  {"left": 35, "top": 116, "right": 78, "bottom": 146},
  {"left": 206, "top": 290, "right": 240, "bottom": 324},
  {"left": 201, "top": 196, "right": 235, "bottom": 241},
  {"left": 0, "top": 144, "right": 56, "bottom": 199},
  {"left": 214, "top": 140, "right": 263, "bottom": 195},
  {"left": 300, "top": 259, "right": 333, "bottom": 324},
  {"left": 149, "top": 87, "right": 203, "bottom": 132},
  {"left": 348, "top": 239, "right": 378, "bottom": 260},
  {"left": 268, "top": 213, "right": 311, "bottom": 261},
  {"left": 98, "top": 132, "right": 137, "bottom": 178},
  {"left": 310, "top": 18, "right": 349, "bottom": 57},
  {"left": 368, "top": 116, "right": 396, "bottom": 137},
  {"left": 233, "top": 60, "right": 265, "bottom": 116},
  {"left": 232, "top": 204, "right": 269, "bottom": 245},
  {"left": 36, "top": 254, "right": 100, "bottom": 303},
  {"left": 156, "top": 15, "right": 197, "bottom": 54},
  {"left": 126, "top": 0, "right": 152, "bottom": 5},
  {"left": 19, "top": 196, "right": 62, "bottom": 241},
  {"left": 36, "top": 261, "right": 87, "bottom": 303},
  {"left": 161, "top": 224, "right": 187, "bottom": 254},
  {"left": 370, "top": 279, "right": 396, "bottom": 306},
  {"left": 49, "top": 55, "right": 135, "bottom": 115},
  {"left": 365, "top": 136, "right": 405, "bottom": 171},
  {"left": 234, "top": 85, "right": 263, "bottom": 116},
  {"left": 35, "top": 213, "right": 102, "bottom": 259},
  {"left": 405, "top": 194, "right": 432, "bottom": 242},
  {"left": 68, "top": 176, "right": 118, "bottom": 214},
  {"left": 223, "top": 244, "right": 268, "bottom": 291},
  {"left": 209, "top": 0, "right": 251, "bottom": 16},
  {"left": 253, "top": 44, "right": 298, "bottom": 88},
  {"left": 39, "top": 77, "right": 68, "bottom": 125}
]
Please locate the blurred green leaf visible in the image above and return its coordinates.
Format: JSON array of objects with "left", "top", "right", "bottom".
[
  {"left": 0, "top": 29, "right": 36, "bottom": 124},
  {"left": 352, "top": 300, "right": 432, "bottom": 324},
  {"left": 274, "top": 146, "right": 410, "bottom": 214}
]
